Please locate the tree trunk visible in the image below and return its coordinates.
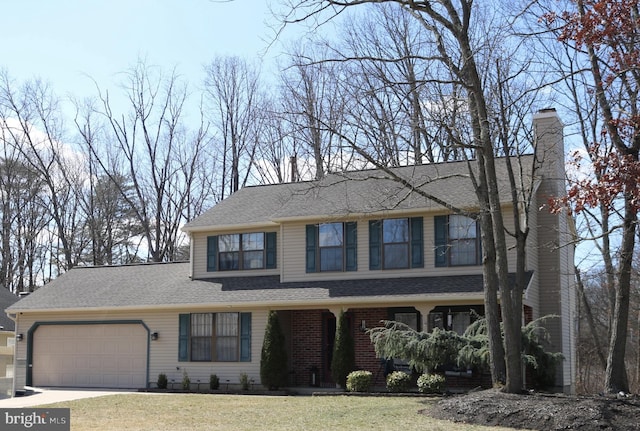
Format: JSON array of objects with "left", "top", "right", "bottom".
[
  {"left": 604, "top": 196, "right": 637, "bottom": 393},
  {"left": 575, "top": 268, "right": 607, "bottom": 370},
  {"left": 479, "top": 207, "right": 507, "bottom": 385}
]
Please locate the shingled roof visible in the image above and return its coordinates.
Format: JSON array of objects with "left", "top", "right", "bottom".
[
  {"left": 7, "top": 262, "right": 532, "bottom": 312},
  {"left": 183, "top": 157, "right": 536, "bottom": 230},
  {"left": 0, "top": 288, "right": 18, "bottom": 330}
]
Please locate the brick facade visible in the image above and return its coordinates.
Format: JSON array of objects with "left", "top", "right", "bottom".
[{"left": 288, "top": 308, "right": 389, "bottom": 388}]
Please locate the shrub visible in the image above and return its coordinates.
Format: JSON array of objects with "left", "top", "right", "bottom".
[
  {"left": 240, "top": 372, "right": 250, "bottom": 391},
  {"left": 157, "top": 373, "right": 168, "bottom": 389},
  {"left": 209, "top": 374, "right": 220, "bottom": 390},
  {"left": 417, "top": 373, "right": 446, "bottom": 394},
  {"left": 346, "top": 370, "right": 373, "bottom": 392},
  {"left": 521, "top": 316, "right": 564, "bottom": 389},
  {"left": 260, "top": 310, "right": 288, "bottom": 390},
  {"left": 182, "top": 369, "right": 191, "bottom": 391},
  {"left": 386, "top": 371, "right": 411, "bottom": 392},
  {"left": 331, "top": 310, "right": 356, "bottom": 388}
]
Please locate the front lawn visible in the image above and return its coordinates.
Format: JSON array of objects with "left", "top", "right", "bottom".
[{"left": 46, "top": 393, "right": 521, "bottom": 431}]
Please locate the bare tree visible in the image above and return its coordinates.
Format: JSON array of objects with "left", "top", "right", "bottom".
[
  {"left": 0, "top": 153, "right": 48, "bottom": 292},
  {"left": 75, "top": 60, "right": 213, "bottom": 262},
  {"left": 0, "top": 71, "right": 86, "bottom": 283},
  {"left": 278, "top": 43, "right": 348, "bottom": 178},
  {"left": 204, "top": 56, "right": 263, "bottom": 197},
  {"left": 540, "top": 0, "right": 640, "bottom": 393},
  {"left": 279, "top": 0, "right": 557, "bottom": 392}
]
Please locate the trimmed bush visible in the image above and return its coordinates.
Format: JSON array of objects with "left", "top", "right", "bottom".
[
  {"left": 260, "top": 310, "right": 288, "bottom": 390},
  {"left": 157, "top": 373, "right": 168, "bottom": 389},
  {"left": 331, "top": 310, "right": 356, "bottom": 388},
  {"left": 182, "top": 369, "right": 191, "bottom": 391},
  {"left": 386, "top": 371, "right": 411, "bottom": 392},
  {"left": 417, "top": 373, "right": 446, "bottom": 394},
  {"left": 240, "top": 372, "right": 250, "bottom": 390},
  {"left": 209, "top": 374, "right": 220, "bottom": 390},
  {"left": 346, "top": 370, "right": 373, "bottom": 392}
]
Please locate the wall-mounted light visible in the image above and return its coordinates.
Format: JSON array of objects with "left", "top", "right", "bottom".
[
  {"left": 360, "top": 320, "right": 367, "bottom": 332},
  {"left": 447, "top": 309, "right": 453, "bottom": 328},
  {"left": 15, "top": 333, "right": 23, "bottom": 341},
  {"left": 150, "top": 332, "right": 159, "bottom": 341}
]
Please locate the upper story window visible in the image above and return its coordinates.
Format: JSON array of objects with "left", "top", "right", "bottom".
[
  {"left": 207, "top": 232, "right": 276, "bottom": 272},
  {"left": 369, "top": 217, "right": 423, "bottom": 270},
  {"left": 319, "top": 223, "right": 344, "bottom": 271},
  {"left": 434, "top": 214, "right": 481, "bottom": 267},
  {"left": 179, "top": 312, "right": 251, "bottom": 362},
  {"left": 306, "top": 222, "right": 357, "bottom": 273},
  {"left": 382, "top": 218, "right": 410, "bottom": 269}
]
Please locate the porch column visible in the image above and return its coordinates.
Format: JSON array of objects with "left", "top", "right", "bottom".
[
  {"left": 415, "top": 305, "right": 435, "bottom": 333},
  {"left": 328, "top": 308, "right": 343, "bottom": 318}
]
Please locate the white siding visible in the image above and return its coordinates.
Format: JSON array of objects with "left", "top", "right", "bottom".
[
  {"left": 525, "top": 192, "right": 540, "bottom": 316},
  {"left": 13, "top": 308, "right": 269, "bottom": 392},
  {"left": 281, "top": 214, "right": 519, "bottom": 282},
  {"left": 191, "top": 230, "right": 280, "bottom": 280}
]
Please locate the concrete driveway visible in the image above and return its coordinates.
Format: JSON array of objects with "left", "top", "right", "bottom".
[{"left": 0, "top": 387, "right": 133, "bottom": 407}]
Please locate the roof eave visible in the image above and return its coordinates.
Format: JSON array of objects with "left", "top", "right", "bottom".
[
  {"left": 182, "top": 221, "right": 280, "bottom": 233},
  {"left": 8, "top": 292, "right": 484, "bottom": 315}
]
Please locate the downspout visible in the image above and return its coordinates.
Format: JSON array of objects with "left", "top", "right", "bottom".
[
  {"left": 9, "top": 312, "right": 17, "bottom": 398},
  {"left": 188, "top": 232, "right": 194, "bottom": 279}
]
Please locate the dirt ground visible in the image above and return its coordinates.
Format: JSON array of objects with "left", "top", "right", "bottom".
[{"left": 425, "top": 389, "right": 640, "bottom": 430}]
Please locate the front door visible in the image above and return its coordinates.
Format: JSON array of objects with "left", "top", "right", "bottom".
[
  {"left": 321, "top": 312, "right": 353, "bottom": 387},
  {"left": 321, "top": 313, "right": 336, "bottom": 386}
]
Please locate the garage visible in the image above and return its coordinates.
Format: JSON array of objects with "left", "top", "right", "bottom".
[{"left": 32, "top": 323, "right": 148, "bottom": 389}]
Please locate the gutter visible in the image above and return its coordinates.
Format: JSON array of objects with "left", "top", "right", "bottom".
[{"left": 6, "top": 292, "right": 485, "bottom": 315}]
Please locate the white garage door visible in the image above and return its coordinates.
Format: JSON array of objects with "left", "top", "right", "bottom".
[{"left": 33, "top": 323, "right": 147, "bottom": 389}]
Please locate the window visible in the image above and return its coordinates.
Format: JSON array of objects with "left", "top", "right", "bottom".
[
  {"left": 242, "top": 233, "right": 265, "bottom": 269},
  {"left": 434, "top": 215, "right": 481, "bottom": 267},
  {"left": 190, "top": 313, "right": 213, "bottom": 361},
  {"left": 383, "top": 218, "right": 410, "bottom": 269},
  {"left": 215, "top": 313, "right": 240, "bottom": 361},
  {"left": 306, "top": 222, "right": 357, "bottom": 272},
  {"left": 389, "top": 308, "right": 419, "bottom": 373},
  {"left": 319, "top": 223, "right": 344, "bottom": 271},
  {"left": 179, "top": 312, "right": 251, "bottom": 362},
  {"left": 428, "top": 306, "right": 483, "bottom": 335},
  {"left": 429, "top": 310, "right": 469, "bottom": 334},
  {"left": 218, "top": 234, "right": 241, "bottom": 270},
  {"left": 207, "top": 232, "right": 276, "bottom": 272},
  {"left": 369, "top": 217, "right": 423, "bottom": 270}
]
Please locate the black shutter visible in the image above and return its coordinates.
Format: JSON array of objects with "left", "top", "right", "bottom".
[
  {"left": 240, "top": 313, "right": 251, "bottom": 362},
  {"left": 345, "top": 222, "right": 357, "bottom": 271},
  {"left": 178, "top": 314, "right": 190, "bottom": 362},
  {"left": 434, "top": 215, "right": 448, "bottom": 267},
  {"left": 410, "top": 217, "right": 424, "bottom": 268},
  {"left": 265, "top": 232, "right": 277, "bottom": 269},
  {"left": 207, "top": 236, "right": 218, "bottom": 272},
  {"left": 305, "top": 225, "right": 318, "bottom": 273},
  {"left": 369, "top": 220, "right": 382, "bottom": 270}
]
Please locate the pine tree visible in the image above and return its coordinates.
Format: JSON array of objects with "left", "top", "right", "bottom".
[{"left": 260, "top": 310, "right": 288, "bottom": 390}]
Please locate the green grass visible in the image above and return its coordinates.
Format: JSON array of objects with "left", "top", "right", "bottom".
[{"left": 45, "top": 393, "right": 520, "bottom": 431}]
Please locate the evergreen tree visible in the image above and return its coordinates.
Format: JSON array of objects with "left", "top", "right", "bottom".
[
  {"left": 331, "top": 310, "right": 355, "bottom": 388},
  {"left": 260, "top": 310, "right": 288, "bottom": 390}
]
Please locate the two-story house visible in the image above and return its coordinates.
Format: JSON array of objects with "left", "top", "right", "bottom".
[{"left": 6, "top": 109, "right": 576, "bottom": 394}]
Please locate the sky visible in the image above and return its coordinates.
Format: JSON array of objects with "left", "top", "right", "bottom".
[{"left": 0, "top": 0, "right": 290, "bottom": 100}]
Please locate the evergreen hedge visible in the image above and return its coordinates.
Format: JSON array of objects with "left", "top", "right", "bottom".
[
  {"left": 331, "top": 310, "right": 356, "bottom": 388},
  {"left": 260, "top": 310, "right": 288, "bottom": 390}
]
